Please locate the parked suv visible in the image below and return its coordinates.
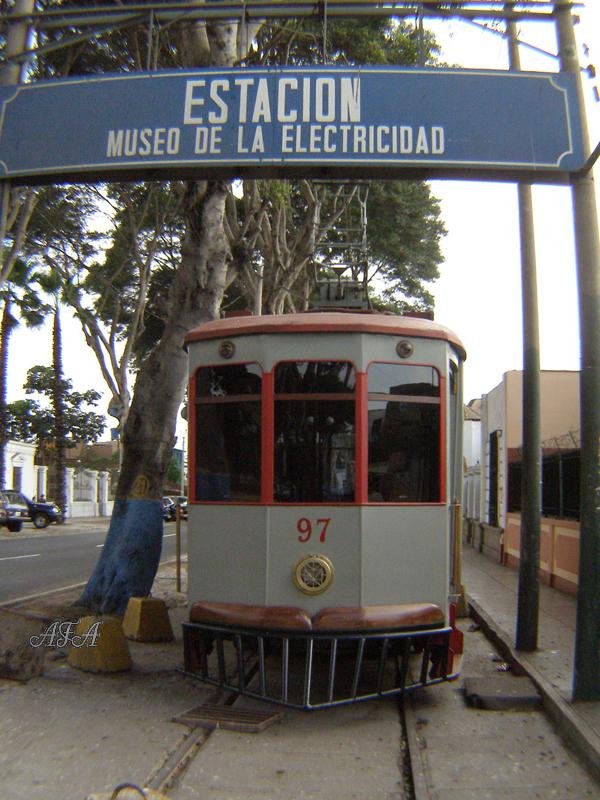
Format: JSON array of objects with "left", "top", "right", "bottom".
[
  {"left": 175, "top": 496, "right": 188, "bottom": 520},
  {"left": 3, "top": 490, "right": 61, "bottom": 530}
]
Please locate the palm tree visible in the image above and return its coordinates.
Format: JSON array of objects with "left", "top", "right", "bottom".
[
  {"left": 0, "top": 261, "right": 49, "bottom": 489},
  {"left": 51, "top": 298, "right": 67, "bottom": 522},
  {"left": 0, "top": 298, "right": 19, "bottom": 489}
]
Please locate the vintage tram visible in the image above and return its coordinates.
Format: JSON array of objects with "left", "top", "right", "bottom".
[{"left": 182, "top": 311, "right": 465, "bottom": 709}]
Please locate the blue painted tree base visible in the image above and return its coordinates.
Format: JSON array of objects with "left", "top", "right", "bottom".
[{"left": 79, "top": 498, "right": 164, "bottom": 615}]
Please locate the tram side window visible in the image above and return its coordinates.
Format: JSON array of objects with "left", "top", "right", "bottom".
[
  {"left": 274, "top": 361, "right": 356, "bottom": 503},
  {"left": 368, "top": 363, "right": 440, "bottom": 503},
  {"left": 195, "top": 364, "right": 262, "bottom": 502}
]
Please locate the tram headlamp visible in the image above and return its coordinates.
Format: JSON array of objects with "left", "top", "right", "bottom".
[
  {"left": 396, "top": 340, "right": 414, "bottom": 358},
  {"left": 219, "top": 340, "right": 235, "bottom": 359}
]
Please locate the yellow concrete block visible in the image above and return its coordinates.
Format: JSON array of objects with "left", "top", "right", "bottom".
[
  {"left": 68, "top": 616, "right": 132, "bottom": 673},
  {"left": 122, "top": 597, "right": 174, "bottom": 642}
]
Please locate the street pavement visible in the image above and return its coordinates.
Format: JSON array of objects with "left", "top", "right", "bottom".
[
  {"left": 0, "top": 533, "right": 599, "bottom": 799},
  {"left": 0, "top": 517, "right": 185, "bottom": 604}
]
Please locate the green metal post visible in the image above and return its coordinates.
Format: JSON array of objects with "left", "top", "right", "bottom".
[
  {"left": 0, "top": 0, "right": 35, "bottom": 261},
  {"left": 0, "top": 0, "right": 34, "bottom": 85},
  {"left": 515, "top": 177, "right": 542, "bottom": 651},
  {"left": 556, "top": 0, "right": 600, "bottom": 701},
  {"left": 506, "top": 14, "right": 542, "bottom": 652},
  {"left": 0, "top": 0, "right": 34, "bottom": 492}
]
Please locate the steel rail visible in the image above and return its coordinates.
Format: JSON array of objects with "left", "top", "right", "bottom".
[
  {"left": 1, "top": 0, "right": 582, "bottom": 15},
  {"left": 0, "top": 8, "right": 571, "bottom": 69},
  {"left": 2, "top": 11, "right": 567, "bottom": 28},
  {"left": 0, "top": 0, "right": 581, "bottom": 27},
  {"left": 0, "top": 0, "right": 577, "bottom": 67},
  {"left": 3, "top": 19, "right": 143, "bottom": 66}
]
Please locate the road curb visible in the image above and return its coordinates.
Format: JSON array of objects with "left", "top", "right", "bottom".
[
  {"left": 468, "top": 596, "right": 600, "bottom": 785},
  {"left": 0, "top": 581, "right": 88, "bottom": 609}
]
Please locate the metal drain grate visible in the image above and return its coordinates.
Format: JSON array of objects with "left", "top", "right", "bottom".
[{"left": 173, "top": 704, "right": 283, "bottom": 733}]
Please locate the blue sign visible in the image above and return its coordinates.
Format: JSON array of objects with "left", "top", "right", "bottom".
[{"left": 0, "top": 67, "right": 584, "bottom": 181}]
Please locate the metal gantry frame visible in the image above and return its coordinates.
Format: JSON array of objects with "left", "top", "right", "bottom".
[
  {"left": 0, "top": 2, "right": 584, "bottom": 70},
  {"left": 0, "top": 0, "right": 599, "bottom": 701},
  {"left": 311, "top": 179, "right": 371, "bottom": 309}
]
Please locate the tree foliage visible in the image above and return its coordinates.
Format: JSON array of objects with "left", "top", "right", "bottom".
[
  {"left": 247, "top": 17, "right": 440, "bottom": 67},
  {"left": 6, "top": 365, "right": 105, "bottom": 446},
  {"left": 0, "top": 258, "right": 52, "bottom": 487},
  {"left": 16, "top": 181, "right": 185, "bottom": 436},
  {"left": 217, "top": 16, "right": 446, "bottom": 315},
  {"left": 224, "top": 179, "right": 367, "bottom": 314},
  {"left": 366, "top": 181, "right": 446, "bottom": 312}
]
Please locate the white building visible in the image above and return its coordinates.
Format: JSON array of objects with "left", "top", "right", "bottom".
[
  {"left": 5, "top": 440, "right": 112, "bottom": 518},
  {"left": 6, "top": 440, "right": 44, "bottom": 498},
  {"left": 462, "top": 400, "right": 481, "bottom": 523}
]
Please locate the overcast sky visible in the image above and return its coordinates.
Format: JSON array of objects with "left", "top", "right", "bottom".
[
  {"left": 5, "top": 4, "right": 600, "bottom": 426},
  {"left": 428, "top": 3, "right": 600, "bottom": 402}
]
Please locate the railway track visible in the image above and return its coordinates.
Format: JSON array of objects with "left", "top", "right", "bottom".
[
  {"left": 141, "top": 698, "right": 422, "bottom": 799},
  {"left": 134, "top": 621, "right": 600, "bottom": 800},
  {"left": 140, "top": 651, "right": 430, "bottom": 800}
]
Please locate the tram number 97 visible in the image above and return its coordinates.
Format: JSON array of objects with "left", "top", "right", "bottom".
[{"left": 297, "top": 517, "right": 331, "bottom": 543}]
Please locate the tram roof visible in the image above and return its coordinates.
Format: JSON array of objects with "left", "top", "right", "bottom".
[{"left": 185, "top": 312, "right": 466, "bottom": 360}]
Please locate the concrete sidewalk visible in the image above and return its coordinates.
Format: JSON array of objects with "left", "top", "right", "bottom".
[{"left": 461, "top": 543, "right": 600, "bottom": 783}]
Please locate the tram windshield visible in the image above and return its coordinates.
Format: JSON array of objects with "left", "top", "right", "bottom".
[
  {"left": 193, "top": 359, "right": 441, "bottom": 504},
  {"left": 274, "top": 361, "right": 356, "bottom": 503},
  {"left": 367, "top": 364, "right": 441, "bottom": 503}
]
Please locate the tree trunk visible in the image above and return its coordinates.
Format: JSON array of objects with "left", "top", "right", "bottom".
[
  {"left": 79, "top": 8, "right": 257, "bottom": 614},
  {"left": 79, "top": 181, "right": 232, "bottom": 614}
]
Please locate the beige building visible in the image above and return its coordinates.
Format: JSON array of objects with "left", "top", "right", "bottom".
[{"left": 478, "top": 370, "right": 580, "bottom": 530}]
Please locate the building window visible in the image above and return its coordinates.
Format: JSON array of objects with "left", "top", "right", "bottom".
[
  {"left": 12, "top": 466, "right": 23, "bottom": 491},
  {"left": 488, "top": 430, "right": 501, "bottom": 526},
  {"left": 508, "top": 449, "right": 580, "bottom": 521},
  {"left": 367, "top": 363, "right": 441, "bottom": 503},
  {"left": 274, "top": 361, "right": 356, "bottom": 503},
  {"left": 195, "top": 363, "right": 262, "bottom": 501}
]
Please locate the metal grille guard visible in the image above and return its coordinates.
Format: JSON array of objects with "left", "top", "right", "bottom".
[{"left": 182, "top": 620, "right": 458, "bottom": 710}]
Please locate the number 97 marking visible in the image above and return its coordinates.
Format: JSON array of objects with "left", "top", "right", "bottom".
[{"left": 297, "top": 517, "right": 331, "bottom": 543}]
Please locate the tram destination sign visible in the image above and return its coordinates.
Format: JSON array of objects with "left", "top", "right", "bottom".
[{"left": 0, "top": 67, "right": 584, "bottom": 182}]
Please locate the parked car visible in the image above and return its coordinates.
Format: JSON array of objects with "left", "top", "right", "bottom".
[
  {"left": 1, "top": 490, "right": 29, "bottom": 532},
  {"left": 162, "top": 495, "right": 187, "bottom": 521},
  {"left": 0, "top": 492, "right": 9, "bottom": 528},
  {"left": 162, "top": 496, "right": 176, "bottom": 521},
  {"left": 3, "top": 490, "right": 61, "bottom": 530}
]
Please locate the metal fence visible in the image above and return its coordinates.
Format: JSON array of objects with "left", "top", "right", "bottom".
[{"left": 508, "top": 448, "right": 580, "bottom": 521}]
